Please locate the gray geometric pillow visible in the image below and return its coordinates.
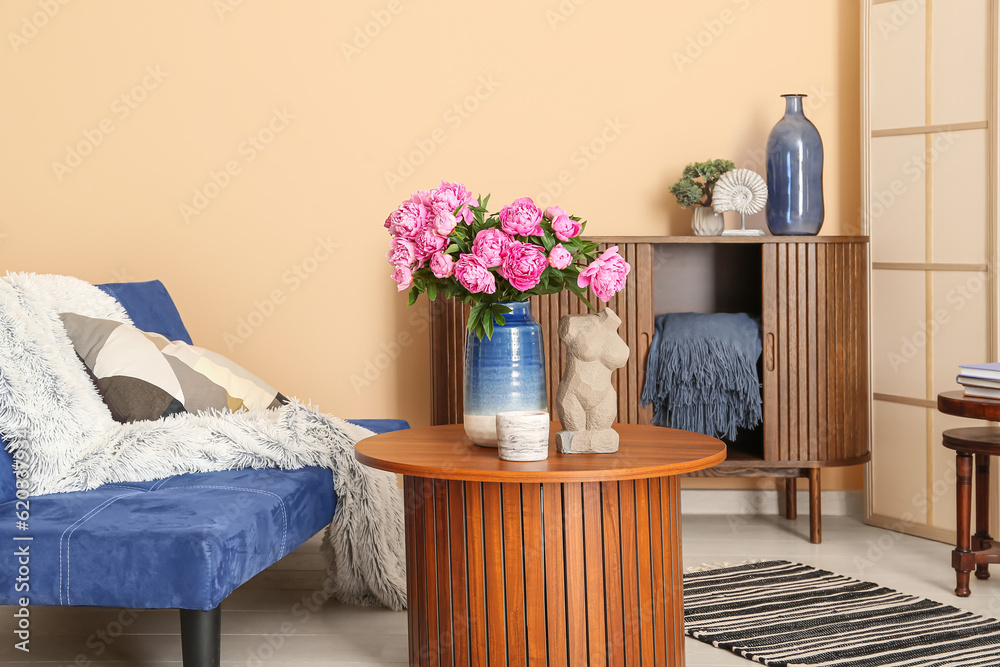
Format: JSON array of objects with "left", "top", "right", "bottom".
[{"left": 60, "top": 312, "right": 286, "bottom": 423}]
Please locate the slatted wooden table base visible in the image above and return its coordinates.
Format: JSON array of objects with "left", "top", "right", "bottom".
[
  {"left": 404, "top": 476, "right": 682, "bottom": 666},
  {"left": 356, "top": 423, "right": 726, "bottom": 666}
]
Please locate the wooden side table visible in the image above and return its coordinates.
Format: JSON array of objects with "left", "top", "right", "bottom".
[
  {"left": 938, "top": 391, "right": 1000, "bottom": 596},
  {"left": 356, "top": 423, "right": 726, "bottom": 666}
]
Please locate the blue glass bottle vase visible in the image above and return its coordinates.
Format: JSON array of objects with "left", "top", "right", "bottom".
[
  {"left": 765, "top": 94, "right": 825, "bottom": 235},
  {"left": 463, "top": 301, "right": 547, "bottom": 447}
]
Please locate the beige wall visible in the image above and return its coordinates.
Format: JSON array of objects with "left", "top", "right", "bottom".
[{"left": 0, "top": 1, "right": 861, "bottom": 489}]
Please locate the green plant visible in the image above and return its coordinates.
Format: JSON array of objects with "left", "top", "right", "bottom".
[{"left": 669, "top": 159, "right": 736, "bottom": 209}]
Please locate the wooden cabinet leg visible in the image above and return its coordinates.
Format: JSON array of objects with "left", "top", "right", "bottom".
[
  {"left": 784, "top": 478, "right": 797, "bottom": 520},
  {"left": 974, "top": 454, "right": 992, "bottom": 580},
  {"left": 955, "top": 452, "right": 974, "bottom": 597},
  {"left": 808, "top": 469, "right": 821, "bottom": 544}
]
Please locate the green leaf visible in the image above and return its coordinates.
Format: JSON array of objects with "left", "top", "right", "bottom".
[
  {"left": 427, "top": 283, "right": 438, "bottom": 301},
  {"left": 670, "top": 159, "right": 736, "bottom": 208},
  {"left": 548, "top": 269, "right": 564, "bottom": 289},
  {"left": 445, "top": 244, "right": 459, "bottom": 254},
  {"left": 469, "top": 299, "right": 485, "bottom": 320},
  {"left": 567, "top": 283, "right": 598, "bottom": 312},
  {"left": 407, "top": 286, "right": 419, "bottom": 307},
  {"left": 541, "top": 229, "right": 556, "bottom": 252},
  {"left": 484, "top": 313, "right": 494, "bottom": 339}
]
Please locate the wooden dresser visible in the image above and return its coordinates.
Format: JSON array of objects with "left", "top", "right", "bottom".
[{"left": 427, "top": 236, "right": 870, "bottom": 543}]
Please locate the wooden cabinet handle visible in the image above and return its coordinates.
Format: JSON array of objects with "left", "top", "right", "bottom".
[{"left": 765, "top": 332, "right": 775, "bottom": 372}]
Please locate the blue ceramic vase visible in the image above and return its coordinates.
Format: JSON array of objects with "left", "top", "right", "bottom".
[
  {"left": 463, "top": 301, "right": 547, "bottom": 447},
  {"left": 765, "top": 94, "right": 824, "bottom": 235}
]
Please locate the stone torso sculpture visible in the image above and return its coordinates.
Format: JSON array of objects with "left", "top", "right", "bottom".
[{"left": 556, "top": 308, "right": 630, "bottom": 453}]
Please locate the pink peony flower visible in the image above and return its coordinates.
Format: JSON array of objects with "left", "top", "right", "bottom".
[
  {"left": 430, "top": 251, "right": 455, "bottom": 279},
  {"left": 454, "top": 254, "right": 496, "bottom": 294},
  {"left": 544, "top": 206, "right": 568, "bottom": 220},
  {"left": 409, "top": 190, "right": 435, "bottom": 208},
  {"left": 548, "top": 243, "right": 572, "bottom": 270},
  {"left": 413, "top": 227, "right": 449, "bottom": 262},
  {"left": 550, "top": 215, "right": 582, "bottom": 242},
  {"left": 577, "top": 246, "right": 631, "bottom": 302},
  {"left": 500, "top": 242, "right": 547, "bottom": 291},
  {"left": 471, "top": 228, "right": 510, "bottom": 268},
  {"left": 385, "top": 201, "right": 428, "bottom": 239},
  {"left": 386, "top": 237, "right": 417, "bottom": 267},
  {"left": 431, "top": 208, "right": 458, "bottom": 236},
  {"left": 391, "top": 266, "right": 413, "bottom": 292},
  {"left": 433, "top": 181, "right": 478, "bottom": 224},
  {"left": 499, "top": 197, "right": 544, "bottom": 236}
]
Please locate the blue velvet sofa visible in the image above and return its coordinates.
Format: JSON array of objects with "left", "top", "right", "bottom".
[{"left": 0, "top": 280, "right": 408, "bottom": 666}]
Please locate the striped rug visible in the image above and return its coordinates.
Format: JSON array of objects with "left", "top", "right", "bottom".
[{"left": 683, "top": 560, "right": 1000, "bottom": 666}]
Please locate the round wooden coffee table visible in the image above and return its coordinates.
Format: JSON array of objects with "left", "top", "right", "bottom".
[{"left": 355, "top": 423, "right": 726, "bottom": 666}]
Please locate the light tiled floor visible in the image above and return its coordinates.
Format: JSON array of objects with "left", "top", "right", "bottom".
[{"left": 1, "top": 511, "right": 992, "bottom": 666}]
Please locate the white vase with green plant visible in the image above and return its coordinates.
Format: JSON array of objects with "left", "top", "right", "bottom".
[{"left": 669, "top": 159, "right": 735, "bottom": 236}]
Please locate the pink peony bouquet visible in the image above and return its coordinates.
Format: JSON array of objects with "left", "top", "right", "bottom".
[{"left": 385, "top": 181, "right": 630, "bottom": 339}]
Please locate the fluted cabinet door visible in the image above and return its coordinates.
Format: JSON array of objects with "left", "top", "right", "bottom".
[{"left": 761, "top": 241, "right": 870, "bottom": 464}]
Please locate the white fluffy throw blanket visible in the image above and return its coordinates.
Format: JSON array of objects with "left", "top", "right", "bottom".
[{"left": 0, "top": 273, "right": 406, "bottom": 610}]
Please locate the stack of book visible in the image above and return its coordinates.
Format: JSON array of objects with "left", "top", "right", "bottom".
[{"left": 958, "top": 363, "right": 1000, "bottom": 399}]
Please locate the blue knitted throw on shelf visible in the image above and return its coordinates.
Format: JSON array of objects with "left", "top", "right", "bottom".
[{"left": 640, "top": 312, "right": 762, "bottom": 440}]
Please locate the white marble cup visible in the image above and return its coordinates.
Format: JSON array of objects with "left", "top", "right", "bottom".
[{"left": 495, "top": 411, "right": 551, "bottom": 462}]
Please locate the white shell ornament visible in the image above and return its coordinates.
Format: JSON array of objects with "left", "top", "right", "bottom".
[{"left": 713, "top": 168, "right": 767, "bottom": 215}]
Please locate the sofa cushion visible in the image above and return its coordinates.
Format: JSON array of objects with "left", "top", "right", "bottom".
[
  {"left": 0, "top": 467, "right": 334, "bottom": 610},
  {"left": 0, "top": 280, "right": 191, "bottom": 503},
  {"left": 97, "top": 280, "right": 193, "bottom": 345},
  {"left": 0, "top": 418, "right": 407, "bottom": 610},
  {"left": 60, "top": 313, "right": 286, "bottom": 422}
]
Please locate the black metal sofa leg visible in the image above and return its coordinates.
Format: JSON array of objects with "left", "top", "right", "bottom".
[{"left": 180, "top": 606, "right": 221, "bottom": 667}]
